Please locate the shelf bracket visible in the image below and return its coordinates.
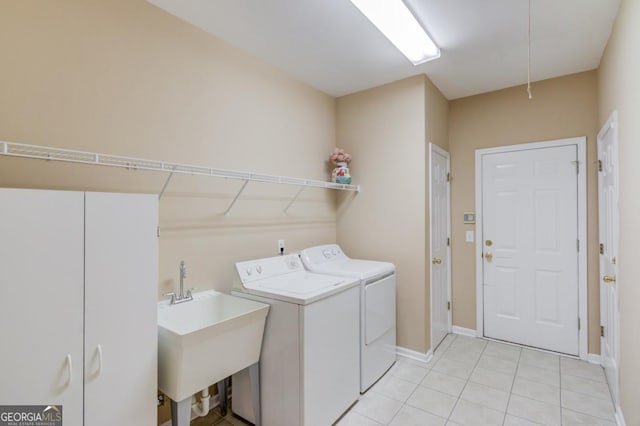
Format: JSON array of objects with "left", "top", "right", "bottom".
[
  {"left": 158, "top": 166, "right": 177, "bottom": 200},
  {"left": 224, "top": 180, "right": 249, "bottom": 216},
  {"left": 283, "top": 186, "right": 306, "bottom": 215}
]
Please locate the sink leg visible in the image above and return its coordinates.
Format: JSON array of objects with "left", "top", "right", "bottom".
[
  {"left": 217, "top": 377, "right": 228, "bottom": 417},
  {"left": 249, "top": 362, "right": 261, "bottom": 426},
  {"left": 170, "top": 397, "right": 191, "bottom": 426}
]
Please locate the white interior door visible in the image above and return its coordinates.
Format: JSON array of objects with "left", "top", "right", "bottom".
[
  {"left": 429, "top": 143, "right": 451, "bottom": 351},
  {"left": 0, "top": 189, "right": 84, "bottom": 425},
  {"left": 481, "top": 145, "right": 580, "bottom": 355},
  {"left": 598, "top": 112, "right": 619, "bottom": 406}
]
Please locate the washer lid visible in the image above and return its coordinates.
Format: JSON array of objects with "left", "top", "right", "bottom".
[{"left": 234, "top": 255, "right": 359, "bottom": 305}]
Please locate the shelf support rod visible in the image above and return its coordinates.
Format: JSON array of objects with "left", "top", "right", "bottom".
[
  {"left": 283, "top": 186, "right": 305, "bottom": 215},
  {"left": 224, "top": 180, "right": 249, "bottom": 216},
  {"left": 158, "top": 166, "right": 177, "bottom": 200}
]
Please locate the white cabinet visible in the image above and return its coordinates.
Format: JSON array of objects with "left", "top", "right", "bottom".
[{"left": 0, "top": 189, "right": 158, "bottom": 426}]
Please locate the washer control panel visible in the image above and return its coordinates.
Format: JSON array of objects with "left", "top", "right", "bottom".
[{"left": 236, "top": 254, "right": 302, "bottom": 283}]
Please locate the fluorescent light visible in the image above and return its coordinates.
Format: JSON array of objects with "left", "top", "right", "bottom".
[{"left": 350, "top": 0, "right": 440, "bottom": 65}]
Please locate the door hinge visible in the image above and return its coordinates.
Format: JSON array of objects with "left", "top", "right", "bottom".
[
  {"left": 600, "top": 243, "right": 604, "bottom": 255},
  {"left": 447, "top": 301, "right": 451, "bottom": 311},
  {"left": 601, "top": 325, "right": 605, "bottom": 337},
  {"left": 598, "top": 160, "right": 603, "bottom": 172},
  {"left": 157, "top": 226, "right": 160, "bottom": 238},
  {"left": 578, "top": 318, "right": 580, "bottom": 330},
  {"left": 447, "top": 237, "right": 450, "bottom": 247},
  {"left": 577, "top": 239, "right": 580, "bottom": 252},
  {"left": 446, "top": 172, "right": 450, "bottom": 182}
]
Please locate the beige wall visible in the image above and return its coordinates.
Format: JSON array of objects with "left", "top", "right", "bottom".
[
  {"left": 0, "top": 0, "right": 338, "bottom": 301},
  {"left": 424, "top": 78, "right": 450, "bottom": 348},
  {"left": 448, "top": 71, "right": 601, "bottom": 354},
  {"left": 336, "top": 76, "right": 429, "bottom": 352},
  {"left": 598, "top": 0, "right": 640, "bottom": 422}
]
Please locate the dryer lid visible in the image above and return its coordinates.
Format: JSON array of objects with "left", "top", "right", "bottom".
[{"left": 300, "top": 244, "right": 395, "bottom": 280}]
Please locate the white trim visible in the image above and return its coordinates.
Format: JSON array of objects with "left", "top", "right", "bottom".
[
  {"left": 159, "top": 393, "right": 222, "bottom": 426},
  {"left": 587, "top": 353, "right": 602, "bottom": 365},
  {"left": 396, "top": 346, "right": 433, "bottom": 364},
  {"left": 452, "top": 326, "right": 477, "bottom": 338},
  {"left": 615, "top": 406, "right": 627, "bottom": 426},
  {"left": 475, "top": 137, "right": 588, "bottom": 359},
  {"left": 428, "top": 143, "right": 452, "bottom": 352}
]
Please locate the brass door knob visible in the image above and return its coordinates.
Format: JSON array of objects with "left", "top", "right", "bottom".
[
  {"left": 603, "top": 275, "right": 616, "bottom": 283},
  {"left": 432, "top": 258, "right": 442, "bottom": 265},
  {"left": 485, "top": 252, "right": 493, "bottom": 261}
]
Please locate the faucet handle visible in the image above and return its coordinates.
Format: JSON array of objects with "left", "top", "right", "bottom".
[
  {"left": 186, "top": 288, "right": 196, "bottom": 298},
  {"left": 164, "top": 292, "right": 177, "bottom": 303}
]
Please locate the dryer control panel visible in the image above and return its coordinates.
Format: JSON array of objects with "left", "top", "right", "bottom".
[{"left": 300, "top": 244, "right": 347, "bottom": 265}]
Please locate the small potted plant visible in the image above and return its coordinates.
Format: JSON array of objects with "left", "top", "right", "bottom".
[{"left": 329, "top": 148, "right": 352, "bottom": 184}]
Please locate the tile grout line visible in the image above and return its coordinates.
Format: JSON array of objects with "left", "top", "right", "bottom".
[{"left": 501, "top": 344, "right": 522, "bottom": 426}]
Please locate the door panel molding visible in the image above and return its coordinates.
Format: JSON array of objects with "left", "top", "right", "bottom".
[{"left": 474, "top": 137, "right": 588, "bottom": 359}]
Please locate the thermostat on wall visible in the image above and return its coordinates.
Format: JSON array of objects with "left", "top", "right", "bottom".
[{"left": 463, "top": 212, "right": 476, "bottom": 224}]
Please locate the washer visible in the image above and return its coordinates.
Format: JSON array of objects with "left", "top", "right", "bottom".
[
  {"left": 299, "top": 244, "right": 396, "bottom": 393},
  {"left": 231, "top": 254, "right": 360, "bottom": 426}
]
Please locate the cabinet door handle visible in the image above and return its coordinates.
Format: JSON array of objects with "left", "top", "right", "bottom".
[
  {"left": 97, "top": 344, "right": 103, "bottom": 376},
  {"left": 65, "top": 354, "right": 73, "bottom": 386}
]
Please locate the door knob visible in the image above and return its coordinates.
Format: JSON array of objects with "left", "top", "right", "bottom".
[
  {"left": 432, "top": 258, "right": 442, "bottom": 265},
  {"left": 603, "top": 275, "right": 616, "bottom": 283},
  {"left": 485, "top": 240, "right": 493, "bottom": 246},
  {"left": 484, "top": 252, "right": 493, "bottom": 261}
]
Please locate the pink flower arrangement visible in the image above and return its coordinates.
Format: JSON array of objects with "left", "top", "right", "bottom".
[{"left": 329, "top": 148, "right": 352, "bottom": 164}]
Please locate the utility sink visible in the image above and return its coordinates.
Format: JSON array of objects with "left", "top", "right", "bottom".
[{"left": 158, "top": 289, "right": 269, "bottom": 402}]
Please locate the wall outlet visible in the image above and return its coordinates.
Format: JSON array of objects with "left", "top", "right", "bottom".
[{"left": 278, "top": 239, "right": 285, "bottom": 255}]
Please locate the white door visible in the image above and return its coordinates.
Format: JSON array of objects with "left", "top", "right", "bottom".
[
  {"left": 0, "top": 189, "right": 85, "bottom": 425},
  {"left": 598, "top": 112, "right": 619, "bottom": 406},
  {"left": 429, "top": 143, "right": 451, "bottom": 351},
  {"left": 84, "top": 192, "right": 158, "bottom": 426},
  {"left": 481, "top": 145, "right": 579, "bottom": 355}
]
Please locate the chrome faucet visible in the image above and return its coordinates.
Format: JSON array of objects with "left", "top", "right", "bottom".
[{"left": 165, "top": 260, "right": 194, "bottom": 304}]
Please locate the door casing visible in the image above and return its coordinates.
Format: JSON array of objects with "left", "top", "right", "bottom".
[{"left": 474, "top": 137, "right": 588, "bottom": 359}]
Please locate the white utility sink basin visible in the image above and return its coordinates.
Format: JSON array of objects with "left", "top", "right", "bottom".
[{"left": 158, "top": 289, "right": 269, "bottom": 402}]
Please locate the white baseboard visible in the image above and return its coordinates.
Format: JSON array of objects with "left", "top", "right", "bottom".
[
  {"left": 396, "top": 346, "right": 433, "bottom": 364},
  {"left": 587, "top": 353, "right": 602, "bottom": 364},
  {"left": 615, "top": 406, "right": 626, "bottom": 426},
  {"left": 159, "top": 393, "right": 221, "bottom": 426},
  {"left": 452, "top": 326, "right": 477, "bottom": 337}
]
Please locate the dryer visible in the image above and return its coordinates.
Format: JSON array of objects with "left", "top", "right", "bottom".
[
  {"left": 299, "top": 244, "right": 396, "bottom": 393},
  {"left": 231, "top": 254, "right": 360, "bottom": 426}
]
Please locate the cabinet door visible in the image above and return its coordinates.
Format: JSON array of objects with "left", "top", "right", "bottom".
[
  {"left": 0, "top": 189, "right": 84, "bottom": 425},
  {"left": 84, "top": 192, "right": 158, "bottom": 426}
]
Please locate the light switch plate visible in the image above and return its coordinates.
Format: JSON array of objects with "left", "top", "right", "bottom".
[
  {"left": 463, "top": 212, "right": 476, "bottom": 223},
  {"left": 465, "top": 231, "right": 474, "bottom": 242}
]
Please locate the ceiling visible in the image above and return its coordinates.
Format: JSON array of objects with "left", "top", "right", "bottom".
[{"left": 147, "top": 0, "right": 621, "bottom": 100}]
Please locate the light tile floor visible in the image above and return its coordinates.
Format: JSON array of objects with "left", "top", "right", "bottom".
[{"left": 337, "top": 334, "right": 617, "bottom": 426}]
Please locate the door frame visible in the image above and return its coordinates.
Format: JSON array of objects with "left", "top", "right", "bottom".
[
  {"left": 429, "top": 143, "right": 452, "bottom": 350},
  {"left": 474, "top": 137, "right": 588, "bottom": 359}
]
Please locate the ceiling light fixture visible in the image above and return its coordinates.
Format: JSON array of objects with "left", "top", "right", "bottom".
[{"left": 350, "top": 0, "right": 440, "bottom": 65}]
